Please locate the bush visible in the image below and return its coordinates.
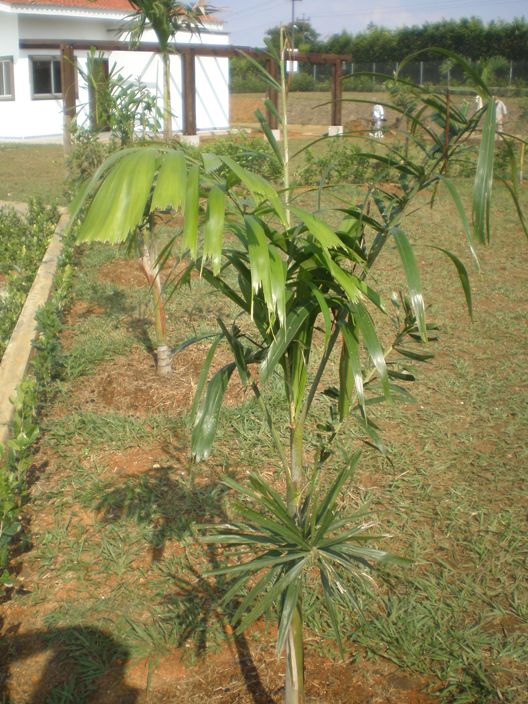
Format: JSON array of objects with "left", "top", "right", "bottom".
[
  {"left": 200, "top": 133, "right": 282, "bottom": 181},
  {"left": 64, "top": 126, "right": 113, "bottom": 197},
  {"left": 295, "top": 139, "right": 380, "bottom": 186},
  {"left": 0, "top": 200, "right": 59, "bottom": 360}
]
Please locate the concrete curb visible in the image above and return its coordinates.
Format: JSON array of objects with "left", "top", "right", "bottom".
[{"left": 0, "top": 210, "right": 68, "bottom": 445}]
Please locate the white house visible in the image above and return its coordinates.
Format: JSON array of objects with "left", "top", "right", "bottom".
[{"left": 0, "top": 0, "right": 230, "bottom": 139}]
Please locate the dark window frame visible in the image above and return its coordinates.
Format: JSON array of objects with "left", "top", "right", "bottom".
[
  {"left": 30, "top": 55, "right": 62, "bottom": 99},
  {"left": 0, "top": 56, "right": 15, "bottom": 101}
]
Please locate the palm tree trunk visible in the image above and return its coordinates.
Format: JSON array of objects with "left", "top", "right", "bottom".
[
  {"left": 162, "top": 51, "right": 172, "bottom": 141},
  {"left": 139, "top": 242, "right": 171, "bottom": 375}
]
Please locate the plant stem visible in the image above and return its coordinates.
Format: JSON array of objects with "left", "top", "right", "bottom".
[
  {"left": 285, "top": 604, "right": 305, "bottom": 704},
  {"left": 162, "top": 51, "right": 172, "bottom": 141}
]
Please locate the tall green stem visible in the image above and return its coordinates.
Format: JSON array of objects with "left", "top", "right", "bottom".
[
  {"left": 285, "top": 604, "right": 305, "bottom": 704},
  {"left": 162, "top": 51, "right": 172, "bottom": 141}
]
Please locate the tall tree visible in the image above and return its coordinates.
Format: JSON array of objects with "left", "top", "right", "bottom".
[{"left": 124, "top": 1, "right": 214, "bottom": 140}]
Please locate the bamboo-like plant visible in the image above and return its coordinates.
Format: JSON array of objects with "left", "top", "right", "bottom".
[{"left": 70, "top": 44, "right": 526, "bottom": 703}]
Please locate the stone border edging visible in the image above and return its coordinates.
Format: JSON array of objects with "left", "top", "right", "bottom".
[{"left": 0, "top": 209, "right": 68, "bottom": 445}]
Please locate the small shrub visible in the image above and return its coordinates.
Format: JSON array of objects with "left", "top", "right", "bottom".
[
  {"left": 200, "top": 133, "right": 282, "bottom": 181},
  {"left": 295, "top": 139, "right": 379, "bottom": 186},
  {"left": 0, "top": 200, "right": 59, "bottom": 360}
]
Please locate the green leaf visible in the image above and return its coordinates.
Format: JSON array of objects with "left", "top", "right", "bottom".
[
  {"left": 221, "top": 156, "right": 287, "bottom": 226},
  {"left": 472, "top": 98, "right": 495, "bottom": 244},
  {"left": 203, "top": 186, "right": 226, "bottom": 276},
  {"left": 236, "top": 558, "right": 307, "bottom": 636},
  {"left": 439, "top": 176, "right": 480, "bottom": 270},
  {"left": 192, "top": 362, "right": 236, "bottom": 462},
  {"left": 349, "top": 302, "right": 390, "bottom": 401},
  {"left": 338, "top": 319, "right": 365, "bottom": 417},
  {"left": 260, "top": 303, "right": 314, "bottom": 384},
  {"left": 291, "top": 206, "right": 345, "bottom": 251},
  {"left": 255, "top": 107, "right": 284, "bottom": 166},
  {"left": 183, "top": 164, "right": 200, "bottom": 258},
  {"left": 391, "top": 228, "right": 426, "bottom": 341},
  {"left": 77, "top": 149, "right": 158, "bottom": 243},
  {"left": 276, "top": 578, "right": 301, "bottom": 655},
  {"left": 430, "top": 246, "right": 473, "bottom": 319},
  {"left": 190, "top": 334, "right": 223, "bottom": 425},
  {"left": 150, "top": 150, "right": 187, "bottom": 213}
]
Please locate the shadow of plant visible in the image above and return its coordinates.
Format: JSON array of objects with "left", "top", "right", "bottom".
[
  {"left": 95, "top": 466, "right": 226, "bottom": 562},
  {"left": 0, "top": 623, "right": 138, "bottom": 704},
  {"left": 96, "top": 467, "right": 276, "bottom": 703}
]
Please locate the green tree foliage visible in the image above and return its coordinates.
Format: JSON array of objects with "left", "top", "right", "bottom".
[{"left": 323, "top": 17, "right": 528, "bottom": 62}]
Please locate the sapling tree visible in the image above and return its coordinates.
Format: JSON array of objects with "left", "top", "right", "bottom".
[{"left": 70, "top": 44, "right": 526, "bottom": 704}]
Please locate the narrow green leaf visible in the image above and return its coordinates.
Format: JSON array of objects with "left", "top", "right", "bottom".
[
  {"left": 221, "top": 156, "right": 287, "bottom": 226},
  {"left": 236, "top": 559, "right": 307, "bottom": 636},
  {"left": 276, "top": 579, "right": 301, "bottom": 655},
  {"left": 309, "top": 285, "right": 332, "bottom": 350},
  {"left": 260, "top": 303, "right": 314, "bottom": 384},
  {"left": 183, "top": 164, "right": 200, "bottom": 258},
  {"left": 430, "top": 246, "right": 473, "bottom": 319},
  {"left": 439, "top": 176, "right": 480, "bottom": 270},
  {"left": 255, "top": 107, "right": 284, "bottom": 166},
  {"left": 190, "top": 334, "right": 223, "bottom": 425},
  {"left": 192, "top": 362, "right": 235, "bottom": 462},
  {"left": 320, "top": 566, "right": 344, "bottom": 656},
  {"left": 349, "top": 302, "right": 390, "bottom": 400},
  {"left": 291, "top": 206, "right": 345, "bottom": 251},
  {"left": 472, "top": 98, "right": 495, "bottom": 244},
  {"left": 391, "top": 228, "right": 426, "bottom": 342},
  {"left": 203, "top": 186, "right": 226, "bottom": 276},
  {"left": 338, "top": 320, "right": 365, "bottom": 417}
]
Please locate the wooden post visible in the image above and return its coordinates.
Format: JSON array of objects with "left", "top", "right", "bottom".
[
  {"left": 265, "top": 58, "right": 279, "bottom": 130},
  {"left": 331, "top": 59, "right": 342, "bottom": 127},
  {"left": 60, "top": 43, "right": 76, "bottom": 155},
  {"left": 182, "top": 49, "right": 196, "bottom": 136}
]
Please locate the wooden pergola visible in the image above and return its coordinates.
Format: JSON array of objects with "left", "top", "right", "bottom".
[{"left": 20, "top": 39, "right": 351, "bottom": 145}]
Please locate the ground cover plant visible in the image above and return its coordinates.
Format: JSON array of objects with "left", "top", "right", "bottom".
[
  {"left": 0, "top": 200, "right": 59, "bottom": 361},
  {"left": 1, "top": 55, "right": 527, "bottom": 704}
]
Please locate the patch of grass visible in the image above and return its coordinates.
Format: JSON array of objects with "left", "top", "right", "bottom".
[
  {"left": 0, "top": 144, "right": 66, "bottom": 203},
  {"left": 44, "top": 411, "right": 183, "bottom": 450}
]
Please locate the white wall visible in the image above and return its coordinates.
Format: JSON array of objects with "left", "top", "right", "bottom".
[{"left": 0, "top": 9, "right": 230, "bottom": 139}]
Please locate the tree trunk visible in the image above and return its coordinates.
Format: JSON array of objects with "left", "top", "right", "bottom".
[{"left": 139, "top": 242, "right": 171, "bottom": 376}]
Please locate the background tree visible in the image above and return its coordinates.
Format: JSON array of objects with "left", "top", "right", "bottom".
[{"left": 124, "top": 0, "right": 214, "bottom": 140}]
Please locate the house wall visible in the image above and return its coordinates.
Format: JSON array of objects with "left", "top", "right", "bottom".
[{"left": 0, "top": 10, "right": 230, "bottom": 139}]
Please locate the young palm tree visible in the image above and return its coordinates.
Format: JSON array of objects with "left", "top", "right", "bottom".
[
  {"left": 70, "top": 45, "right": 527, "bottom": 703},
  {"left": 124, "top": 1, "right": 215, "bottom": 140}
]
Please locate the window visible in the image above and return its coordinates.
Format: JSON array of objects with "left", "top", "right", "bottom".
[
  {"left": 31, "top": 57, "right": 62, "bottom": 98},
  {"left": 0, "top": 57, "right": 14, "bottom": 100}
]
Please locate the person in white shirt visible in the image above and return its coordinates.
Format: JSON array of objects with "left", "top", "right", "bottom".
[
  {"left": 494, "top": 97, "right": 507, "bottom": 132},
  {"left": 370, "top": 103, "right": 385, "bottom": 139}
]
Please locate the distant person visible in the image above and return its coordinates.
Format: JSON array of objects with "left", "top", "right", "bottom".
[
  {"left": 370, "top": 103, "right": 385, "bottom": 139},
  {"left": 494, "top": 97, "right": 507, "bottom": 132},
  {"left": 474, "top": 94, "right": 483, "bottom": 111}
]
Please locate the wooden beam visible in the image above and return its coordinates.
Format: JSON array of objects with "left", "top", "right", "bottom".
[
  {"left": 60, "top": 43, "right": 76, "bottom": 155},
  {"left": 331, "top": 60, "right": 343, "bottom": 126},
  {"left": 182, "top": 49, "right": 196, "bottom": 136},
  {"left": 20, "top": 39, "right": 351, "bottom": 64}
]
